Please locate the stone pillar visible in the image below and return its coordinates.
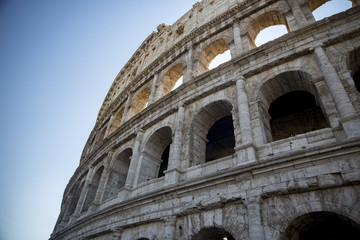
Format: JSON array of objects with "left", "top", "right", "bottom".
[
  {"left": 71, "top": 168, "right": 95, "bottom": 218},
  {"left": 235, "top": 77, "right": 256, "bottom": 164},
  {"left": 165, "top": 105, "right": 185, "bottom": 185},
  {"left": 287, "top": 0, "right": 308, "bottom": 29},
  {"left": 148, "top": 73, "right": 159, "bottom": 104},
  {"left": 247, "top": 197, "right": 265, "bottom": 240},
  {"left": 314, "top": 46, "right": 360, "bottom": 137},
  {"left": 163, "top": 216, "right": 176, "bottom": 240},
  {"left": 105, "top": 115, "right": 115, "bottom": 137},
  {"left": 120, "top": 93, "right": 133, "bottom": 124},
  {"left": 184, "top": 47, "right": 194, "bottom": 83},
  {"left": 125, "top": 130, "right": 144, "bottom": 188},
  {"left": 231, "top": 22, "right": 243, "bottom": 57}
]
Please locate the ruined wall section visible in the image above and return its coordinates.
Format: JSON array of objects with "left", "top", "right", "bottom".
[{"left": 96, "top": 0, "right": 246, "bottom": 127}]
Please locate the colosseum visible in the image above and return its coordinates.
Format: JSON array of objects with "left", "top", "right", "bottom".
[{"left": 51, "top": 0, "right": 360, "bottom": 239}]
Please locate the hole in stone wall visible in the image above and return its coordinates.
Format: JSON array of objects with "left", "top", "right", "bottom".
[
  {"left": 137, "top": 127, "right": 172, "bottom": 184},
  {"left": 283, "top": 211, "right": 360, "bottom": 240},
  {"left": 159, "top": 64, "right": 184, "bottom": 98},
  {"left": 255, "top": 25, "right": 288, "bottom": 46},
  {"left": 158, "top": 144, "right": 170, "bottom": 178},
  {"left": 197, "top": 38, "right": 230, "bottom": 75},
  {"left": 206, "top": 116, "right": 235, "bottom": 162},
  {"left": 104, "top": 148, "right": 132, "bottom": 200},
  {"left": 191, "top": 227, "right": 235, "bottom": 240},
  {"left": 310, "top": 0, "right": 352, "bottom": 21},
  {"left": 129, "top": 87, "right": 150, "bottom": 119},
  {"left": 269, "top": 91, "right": 328, "bottom": 141},
  {"left": 82, "top": 166, "right": 104, "bottom": 212},
  {"left": 208, "top": 50, "right": 231, "bottom": 70},
  {"left": 248, "top": 10, "right": 290, "bottom": 48},
  {"left": 110, "top": 107, "right": 124, "bottom": 133},
  {"left": 349, "top": 47, "right": 360, "bottom": 92}
]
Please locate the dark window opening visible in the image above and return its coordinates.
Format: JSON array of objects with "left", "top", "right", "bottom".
[
  {"left": 191, "top": 227, "right": 235, "bottom": 240},
  {"left": 269, "top": 91, "right": 328, "bottom": 141},
  {"left": 206, "top": 116, "right": 235, "bottom": 162},
  {"left": 284, "top": 211, "right": 360, "bottom": 240},
  {"left": 350, "top": 48, "right": 360, "bottom": 92},
  {"left": 158, "top": 144, "right": 170, "bottom": 178}
]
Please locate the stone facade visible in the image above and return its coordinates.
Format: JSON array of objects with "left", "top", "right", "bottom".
[{"left": 51, "top": 0, "right": 360, "bottom": 239}]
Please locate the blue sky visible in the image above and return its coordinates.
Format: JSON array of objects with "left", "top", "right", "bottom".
[{"left": 0, "top": 0, "right": 352, "bottom": 240}]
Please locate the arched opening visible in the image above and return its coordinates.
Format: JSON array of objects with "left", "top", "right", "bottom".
[
  {"left": 65, "top": 181, "right": 84, "bottom": 220},
  {"left": 197, "top": 38, "right": 231, "bottom": 75},
  {"left": 206, "top": 116, "right": 235, "bottom": 162},
  {"left": 269, "top": 91, "right": 328, "bottom": 141},
  {"left": 283, "top": 211, "right": 360, "bottom": 240},
  {"left": 191, "top": 227, "right": 235, "bottom": 240},
  {"left": 159, "top": 64, "right": 184, "bottom": 98},
  {"left": 97, "top": 126, "right": 107, "bottom": 144},
  {"left": 191, "top": 100, "right": 235, "bottom": 166},
  {"left": 110, "top": 107, "right": 124, "bottom": 133},
  {"left": 82, "top": 166, "right": 104, "bottom": 212},
  {"left": 137, "top": 127, "right": 172, "bottom": 184},
  {"left": 258, "top": 71, "right": 329, "bottom": 143},
  {"left": 208, "top": 50, "right": 231, "bottom": 70},
  {"left": 248, "top": 11, "right": 290, "bottom": 48},
  {"left": 310, "top": 0, "right": 352, "bottom": 21},
  {"left": 255, "top": 25, "right": 288, "bottom": 46},
  {"left": 129, "top": 87, "right": 150, "bottom": 119},
  {"left": 104, "top": 148, "right": 132, "bottom": 200},
  {"left": 349, "top": 48, "right": 360, "bottom": 92}
]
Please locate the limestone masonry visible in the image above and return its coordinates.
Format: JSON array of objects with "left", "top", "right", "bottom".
[{"left": 51, "top": 0, "right": 360, "bottom": 239}]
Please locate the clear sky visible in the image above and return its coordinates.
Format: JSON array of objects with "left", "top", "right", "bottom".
[{"left": 0, "top": 0, "right": 352, "bottom": 240}]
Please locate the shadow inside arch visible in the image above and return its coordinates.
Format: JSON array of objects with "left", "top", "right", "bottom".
[{"left": 283, "top": 211, "right": 360, "bottom": 240}]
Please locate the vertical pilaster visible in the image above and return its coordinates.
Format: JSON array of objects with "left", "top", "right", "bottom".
[
  {"left": 232, "top": 22, "right": 243, "bottom": 57},
  {"left": 165, "top": 105, "right": 185, "bottom": 185},
  {"left": 235, "top": 77, "right": 256, "bottom": 164},
  {"left": 184, "top": 47, "right": 194, "bottom": 83},
  {"left": 148, "top": 74, "right": 159, "bottom": 104},
  {"left": 314, "top": 46, "right": 360, "bottom": 137},
  {"left": 105, "top": 115, "right": 115, "bottom": 137},
  {"left": 247, "top": 197, "right": 265, "bottom": 240},
  {"left": 120, "top": 93, "right": 133, "bottom": 124},
  {"left": 125, "top": 130, "right": 144, "bottom": 188},
  {"left": 287, "top": 0, "right": 308, "bottom": 29},
  {"left": 163, "top": 216, "right": 176, "bottom": 240}
]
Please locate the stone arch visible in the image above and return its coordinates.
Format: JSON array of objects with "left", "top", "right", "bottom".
[
  {"left": 197, "top": 38, "right": 231, "bottom": 75},
  {"left": 137, "top": 126, "right": 173, "bottom": 184},
  {"left": 309, "top": 0, "right": 353, "bottom": 20},
  {"left": 158, "top": 63, "right": 184, "bottom": 98},
  {"left": 129, "top": 87, "right": 151, "bottom": 119},
  {"left": 129, "top": 231, "right": 159, "bottom": 240},
  {"left": 191, "top": 227, "right": 235, "bottom": 240},
  {"left": 103, "top": 148, "right": 132, "bottom": 200},
  {"left": 282, "top": 211, "right": 360, "bottom": 240},
  {"left": 82, "top": 166, "right": 104, "bottom": 212},
  {"left": 110, "top": 106, "right": 125, "bottom": 133},
  {"left": 308, "top": 0, "right": 353, "bottom": 12},
  {"left": 247, "top": 10, "right": 290, "bottom": 48},
  {"left": 190, "top": 100, "right": 235, "bottom": 166},
  {"left": 63, "top": 180, "right": 84, "bottom": 221},
  {"left": 349, "top": 47, "right": 360, "bottom": 92},
  {"left": 256, "top": 71, "right": 329, "bottom": 142}
]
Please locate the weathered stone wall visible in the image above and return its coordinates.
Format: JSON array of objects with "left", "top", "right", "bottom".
[{"left": 51, "top": 0, "right": 360, "bottom": 239}]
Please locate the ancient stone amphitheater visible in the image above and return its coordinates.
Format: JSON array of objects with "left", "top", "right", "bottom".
[{"left": 51, "top": 0, "right": 360, "bottom": 239}]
